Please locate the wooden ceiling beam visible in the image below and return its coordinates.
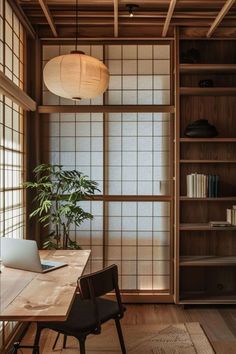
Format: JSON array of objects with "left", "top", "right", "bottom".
[
  {"left": 38, "top": 0, "right": 58, "bottom": 37},
  {"left": 23, "top": 9, "right": 236, "bottom": 19},
  {"left": 162, "top": 0, "right": 177, "bottom": 37},
  {"left": 114, "top": 0, "right": 119, "bottom": 37},
  {"left": 31, "top": 18, "right": 236, "bottom": 27},
  {"left": 207, "top": 0, "right": 236, "bottom": 37}
]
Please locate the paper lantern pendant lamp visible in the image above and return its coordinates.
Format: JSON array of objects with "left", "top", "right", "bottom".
[{"left": 43, "top": 50, "right": 110, "bottom": 100}]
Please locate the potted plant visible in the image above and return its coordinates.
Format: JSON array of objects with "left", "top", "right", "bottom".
[{"left": 24, "top": 164, "right": 99, "bottom": 249}]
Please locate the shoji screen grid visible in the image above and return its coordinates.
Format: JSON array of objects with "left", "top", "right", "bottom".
[
  {"left": 46, "top": 112, "right": 104, "bottom": 194},
  {"left": 0, "top": 1, "right": 26, "bottom": 349},
  {"left": 42, "top": 43, "right": 173, "bottom": 294},
  {"left": 105, "top": 201, "right": 171, "bottom": 291},
  {"left": 105, "top": 44, "right": 170, "bottom": 105},
  {"left": 1, "top": 0, "right": 24, "bottom": 88},
  {"left": 107, "top": 112, "right": 171, "bottom": 196},
  {"left": 0, "top": 95, "right": 26, "bottom": 240}
]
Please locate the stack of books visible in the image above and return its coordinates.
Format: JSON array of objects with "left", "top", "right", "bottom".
[
  {"left": 186, "top": 173, "right": 219, "bottom": 198},
  {"left": 226, "top": 206, "right": 236, "bottom": 226}
]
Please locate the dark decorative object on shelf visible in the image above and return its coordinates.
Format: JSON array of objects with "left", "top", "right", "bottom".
[
  {"left": 199, "top": 79, "right": 214, "bottom": 87},
  {"left": 180, "top": 48, "right": 200, "bottom": 63},
  {"left": 184, "top": 119, "right": 218, "bottom": 138}
]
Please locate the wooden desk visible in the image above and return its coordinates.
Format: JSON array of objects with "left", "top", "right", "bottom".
[{"left": 0, "top": 250, "right": 90, "bottom": 322}]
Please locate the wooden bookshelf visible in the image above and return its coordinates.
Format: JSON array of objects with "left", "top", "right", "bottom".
[
  {"left": 180, "top": 87, "right": 236, "bottom": 96},
  {"left": 175, "top": 38, "right": 236, "bottom": 305}
]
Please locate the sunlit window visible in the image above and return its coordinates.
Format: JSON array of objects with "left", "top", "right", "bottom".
[{"left": 0, "top": 0, "right": 26, "bottom": 349}]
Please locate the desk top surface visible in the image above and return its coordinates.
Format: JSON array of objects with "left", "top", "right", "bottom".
[{"left": 0, "top": 249, "right": 90, "bottom": 321}]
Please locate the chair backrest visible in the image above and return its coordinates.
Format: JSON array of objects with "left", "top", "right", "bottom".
[
  {"left": 78, "top": 264, "right": 124, "bottom": 315},
  {"left": 77, "top": 265, "right": 124, "bottom": 334},
  {"left": 79, "top": 264, "right": 118, "bottom": 298}
]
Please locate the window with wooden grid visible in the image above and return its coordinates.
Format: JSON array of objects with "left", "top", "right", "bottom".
[{"left": 0, "top": 0, "right": 26, "bottom": 348}]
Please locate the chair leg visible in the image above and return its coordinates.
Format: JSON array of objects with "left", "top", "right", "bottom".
[
  {"left": 52, "top": 332, "right": 60, "bottom": 350},
  {"left": 115, "top": 318, "right": 126, "bottom": 354},
  {"left": 63, "top": 335, "right": 67, "bottom": 348},
  {"left": 78, "top": 337, "right": 86, "bottom": 354},
  {"left": 33, "top": 325, "right": 42, "bottom": 354}
]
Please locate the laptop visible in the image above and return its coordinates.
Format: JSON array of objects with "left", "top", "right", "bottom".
[{"left": 0, "top": 238, "right": 67, "bottom": 273}]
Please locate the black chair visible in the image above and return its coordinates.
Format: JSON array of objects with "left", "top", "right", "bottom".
[{"left": 33, "top": 264, "right": 126, "bottom": 354}]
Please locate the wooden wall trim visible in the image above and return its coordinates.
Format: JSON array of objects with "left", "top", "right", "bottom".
[
  {"left": 40, "top": 37, "right": 175, "bottom": 44},
  {"left": 38, "top": 105, "right": 175, "bottom": 114},
  {"left": 89, "top": 195, "right": 172, "bottom": 201},
  {"left": 0, "top": 72, "right": 36, "bottom": 111},
  {"left": 119, "top": 294, "right": 173, "bottom": 303},
  {"left": 173, "top": 27, "right": 180, "bottom": 304}
]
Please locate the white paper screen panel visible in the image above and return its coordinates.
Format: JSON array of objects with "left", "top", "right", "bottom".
[
  {"left": 106, "top": 201, "right": 170, "bottom": 291},
  {"left": 106, "top": 44, "right": 170, "bottom": 105},
  {"left": 108, "top": 112, "right": 171, "bottom": 195},
  {"left": 47, "top": 112, "right": 103, "bottom": 194}
]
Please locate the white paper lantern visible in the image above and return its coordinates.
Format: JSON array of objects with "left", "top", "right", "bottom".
[{"left": 43, "top": 51, "right": 109, "bottom": 100}]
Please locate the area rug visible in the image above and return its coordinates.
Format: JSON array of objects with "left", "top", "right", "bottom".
[{"left": 51, "top": 322, "right": 214, "bottom": 353}]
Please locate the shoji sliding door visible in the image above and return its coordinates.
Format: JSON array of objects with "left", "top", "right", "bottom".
[{"left": 42, "top": 43, "right": 173, "bottom": 298}]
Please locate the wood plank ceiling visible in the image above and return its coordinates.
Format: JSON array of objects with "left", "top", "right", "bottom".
[{"left": 18, "top": 0, "right": 236, "bottom": 39}]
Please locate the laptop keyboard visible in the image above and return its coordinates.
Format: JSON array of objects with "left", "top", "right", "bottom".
[{"left": 41, "top": 263, "right": 54, "bottom": 270}]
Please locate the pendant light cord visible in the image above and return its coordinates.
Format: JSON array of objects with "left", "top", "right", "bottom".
[{"left": 75, "top": 0, "right": 79, "bottom": 51}]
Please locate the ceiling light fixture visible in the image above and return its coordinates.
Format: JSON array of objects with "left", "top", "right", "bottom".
[
  {"left": 126, "top": 4, "right": 139, "bottom": 17},
  {"left": 43, "top": 0, "right": 109, "bottom": 100}
]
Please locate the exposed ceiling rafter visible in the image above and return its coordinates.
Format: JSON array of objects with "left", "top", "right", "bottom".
[
  {"left": 207, "top": 0, "right": 236, "bottom": 37},
  {"left": 162, "top": 0, "right": 177, "bottom": 37},
  {"left": 38, "top": 0, "right": 58, "bottom": 37},
  {"left": 114, "top": 0, "right": 119, "bottom": 37}
]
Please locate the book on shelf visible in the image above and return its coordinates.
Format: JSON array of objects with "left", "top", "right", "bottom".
[
  {"left": 226, "top": 206, "right": 236, "bottom": 226},
  {"left": 186, "top": 173, "right": 219, "bottom": 198}
]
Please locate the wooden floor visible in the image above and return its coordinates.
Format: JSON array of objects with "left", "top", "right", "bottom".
[{"left": 21, "top": 304, "right": 236, "bottom": 354}]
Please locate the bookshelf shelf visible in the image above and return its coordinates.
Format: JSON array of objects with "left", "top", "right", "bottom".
[
  {"left": 180, "top": 160, "right": 236, "bottom": 164},
  {"left": 180, "top": 87, "right": 236, "bottom": 96},
  {"left": 180, "top": 138, "right": 236, "bottom": 143},
  {"left": 180, "top": 223, "right": 236, "bottom": 231},
  {"left": 180, "top": 196, "right": 236, "bottom": 201},
  {"left": 180, "top": 256, "right": 236, "bottom": 267},
  {"left": 180, "top": 64, "right": 236, "bottom": 73}
]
